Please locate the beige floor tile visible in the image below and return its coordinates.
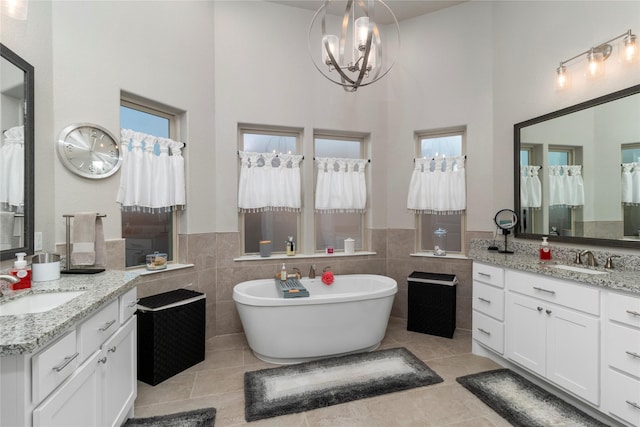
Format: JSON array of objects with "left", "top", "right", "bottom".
[{"left": 133, "top": 319, "right": 508, "bottom": 427}]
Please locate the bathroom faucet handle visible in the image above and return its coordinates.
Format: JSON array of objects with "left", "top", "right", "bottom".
[
  {"left": 604, "top": 255, "right": 621, "bottom": 270},
  {"left": 573, "top": 251, "right": 583, "bottom": 264},
  {"left": 323, "top": 266, "right": 332, "bottom": 272}
]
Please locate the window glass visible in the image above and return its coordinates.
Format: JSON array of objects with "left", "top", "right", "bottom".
[
  {"left": 120, "top": 102, "right": 175, "bottom": 267},
  {"left": 241, "top": 130, "right": 299, "bottom": 254},
  {"left": 314, "top": 136, "right": 364, "bottom": 252},
  {"left": 418, "top": 132, "right": 464, "bottom": 253},
  {"left": 622, "top": 144, "right": 640, "bottom": 237},
  {"left": 548, "top": 148, "right": 572, "bottom": 236}
]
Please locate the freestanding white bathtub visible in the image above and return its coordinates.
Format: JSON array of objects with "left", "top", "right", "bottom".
[{"left": 233, "top": 274, "right": 397, "bottom": 364}]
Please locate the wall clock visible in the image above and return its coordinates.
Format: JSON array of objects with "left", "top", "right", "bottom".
[{"left": 56, "top": 123, "right": 122, "bottom": 179}]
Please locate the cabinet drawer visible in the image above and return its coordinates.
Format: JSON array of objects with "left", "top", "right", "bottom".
[
  {"left": 605, "top": 368, "right": 640, "bottom": 427},
  {"left": 78, "top": 299, "right": 119, "bottom": 363},
  {"left": 119, "top": 287, "right": 138, "bottom": 323},
  {"left": 473, "top": 263, "right": 504, "bottom": 288},
  {"left": 473, "top": 282, "right": 505, "bottom": 320},
  {"left": 607, "top": 292, "right": 640, "bottom": 328},
  {"left": 472, "top": 311, "right": 504, "bottom": 354},
  {"left": 506, "top": 270, "right": 599, "bottom": 315},
  {"left": 32, "top": 330, "right": 78, "bottom": 404},
  {"left": 606, "top": 322, "right": 640, "bottom": 378}
]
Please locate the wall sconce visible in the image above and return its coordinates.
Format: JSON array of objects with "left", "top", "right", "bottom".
[
  {"left": 556, "top": 29, "right": 637, "bottom": 90},
  {"left": 0, "top": 0, "right": 28, "bottom": 20}
]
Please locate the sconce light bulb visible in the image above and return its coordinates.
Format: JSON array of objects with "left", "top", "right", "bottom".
[
  {"left": 556, "top": 64, "right": 568, "bottom": 90},
  {"left": 623, "top": 34, "right": 637, "bottom": 62}
]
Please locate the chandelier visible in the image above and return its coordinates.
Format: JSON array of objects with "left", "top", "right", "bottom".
[{"left": 309, "top": 0, "right": 400, "bottom": 92}]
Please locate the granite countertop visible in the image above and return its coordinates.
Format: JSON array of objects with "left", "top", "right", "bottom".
[
  {"left": 0, "top": 270, "right": 141, "bottom": 356},
  {"left": 470, "top": 239, "right": 640, "bottom": 296}
]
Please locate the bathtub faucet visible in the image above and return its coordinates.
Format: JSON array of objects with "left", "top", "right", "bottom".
[
  {"left": 290, "top": 268, "right": 301, "bottom": 280},
  {"left": 323, "top": 266, "right": 332, "bottom": 273}
]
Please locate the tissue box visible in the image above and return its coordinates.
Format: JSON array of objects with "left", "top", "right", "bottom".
[{"left": 146, "top": 252, "right": 168, "bottom": 271}]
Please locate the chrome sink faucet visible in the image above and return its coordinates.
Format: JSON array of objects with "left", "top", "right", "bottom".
[
  {"left": 0, "top": 275, "right": 20, "bottom": 297},
  {"left": 579, "top": 250, "right": 598, "bottom": 267}
]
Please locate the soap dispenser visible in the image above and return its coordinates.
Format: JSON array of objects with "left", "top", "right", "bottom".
[
  {"left": 539, "top": 237, "right": 552, "bottom": 260},
  {"left": 10, "top": 252, "right": 31, "bottom": 290}
]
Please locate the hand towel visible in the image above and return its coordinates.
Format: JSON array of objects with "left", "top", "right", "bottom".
[
  {"left": 0, "top": 211, "right": 15, "bottom": 250},
  {"left": 94, "top": 216, "right": 106, "bottom": 267},
  {"left": 71, "top": 212, "right": 98, "bottom": 266}
]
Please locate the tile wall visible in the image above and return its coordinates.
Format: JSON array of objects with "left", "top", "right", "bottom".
[{"left": 102, "top": 229, "right": 476, "bottom": 339}]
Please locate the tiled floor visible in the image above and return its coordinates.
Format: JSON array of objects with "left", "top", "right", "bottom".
[{"left": 134, "top": 317, "right": 510, "bottom": 426}]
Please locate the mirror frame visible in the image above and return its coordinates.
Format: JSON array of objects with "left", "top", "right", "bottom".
[
  {"left": 514, "top": 83, "right": 640, "bottom": 249},
  {"left": 0, "top": 43, "right": 34, "bottom": 261}
]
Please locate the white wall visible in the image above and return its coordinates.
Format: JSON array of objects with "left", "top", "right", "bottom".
[
  {"left": 492, "top": 0, "right": 640, "bottom": 222},
  {"left": 2, "top": 0, "right": 640, "bottom": 259},
  {"left": 50, "top": 0, "right": 216, "bottom": 244}
]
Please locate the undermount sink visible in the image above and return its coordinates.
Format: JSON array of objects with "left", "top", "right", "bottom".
[
  {"left": 550, "top": 264, "right": 608, "bottom": 275},
  {"left": 0, "top": 291, "right": 85, "bottom": 316}
]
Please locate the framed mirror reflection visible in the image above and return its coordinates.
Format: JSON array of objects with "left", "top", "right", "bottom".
[
  {"left": 1, "top": 43, "right": 34, "bottom": 261},
  {"left": 514, "top": 83, "right": 640, "bottom": 249}
]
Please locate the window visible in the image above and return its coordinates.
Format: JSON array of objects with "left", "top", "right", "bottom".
[
  {"left": 622, "top": 144, "right": 640, "bottom": 237},
  {"left": 548, "top": 147, "right": 575, "bottom": 236},
  {"left": 240, "top": 128, "right": 300, "bottom": 254},
  {"left": 416, "top": 130, "right": 465, "bottom": 253},
  {"left": 120, "top": 100, "right": 177, "bottom": 267},
  {"left": 314, "top": 135, "right": 366, "bottom": 252}
]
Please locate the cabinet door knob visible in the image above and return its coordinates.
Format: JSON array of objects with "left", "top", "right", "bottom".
[
  {"left": 108, "top": 346, "right": 117, "bottom": 353},
  {"left": 98, "top": 357, "right": 108, "bottom": 364},
  {"left": 537, "top": 306, "right": 543, "bottom": 312},
  {"left": 546, "top": 309, "right": 552, "bottom": 315},
  {"left": 127, "top": 298, "right": 140, "bottom": 308},
  {"left": 52, "top": 352, "right": 79, "bottom": 372}
]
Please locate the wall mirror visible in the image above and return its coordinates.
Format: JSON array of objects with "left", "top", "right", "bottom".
[
  {"left": 514, "top": 83, "right": 640, "bottom": 249},
  {"left": 0, "top": 43, "right": 34, "bottom": 261}
]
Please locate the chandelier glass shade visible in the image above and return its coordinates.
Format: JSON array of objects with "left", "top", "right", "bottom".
[{"left": 309, "top": 0, "right": 400, "bottom": 92}]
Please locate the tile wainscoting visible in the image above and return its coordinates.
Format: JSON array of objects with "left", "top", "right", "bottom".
[{"left": 81, "top": 229, "right": 475, "bottom": 339}]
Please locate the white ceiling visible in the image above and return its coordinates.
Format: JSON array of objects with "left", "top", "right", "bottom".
[{"left": 267, "top": 1, "right": 468, "bottom": 24}]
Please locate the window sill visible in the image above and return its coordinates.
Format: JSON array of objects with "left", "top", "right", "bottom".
[
  {"left": 234, "top": 251, "right": 376, "bottom": 262},
  {"left": 410, "top": 252, "right": 469, "bottom": 260},
  {"left": 133, "top": 263, "right": 195, "bottom": 276}
]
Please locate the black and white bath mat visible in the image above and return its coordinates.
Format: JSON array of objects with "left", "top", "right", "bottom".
[
  {"left": 244, "top": 347, "right": 443, "bottom": 422},
  {"left": 456, "top": 369, "right": 609, "bottom": 427},
  {"left": 123, "top": 407, "right": 216, "bottom": 426}
]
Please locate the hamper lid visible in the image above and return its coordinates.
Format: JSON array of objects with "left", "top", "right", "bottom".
[
  {"left": 408, "top": 271, "right": 458, "bottom": 286},
  {"left": 138, "top": 288, "right": 205, "bottom": 311}
]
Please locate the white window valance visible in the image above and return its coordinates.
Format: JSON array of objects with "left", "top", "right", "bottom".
[
  {"left": 315, "top": 157, "right": 367, "bottom": 213},
  {"left": 407, "top": 156, "right": 466, "bottom": 215},
  {"left": 116, "top": 129, "right": 186, "bottom": 213},
  {"left": 622, "top": 162, "right": 640, "bottom": 206},
  {"left": 521, "top": 165, "right": 542, "bottom": 209},
  {"left": 238, "top": 151, "right": 303, "bottom": 213},
  {"left": 548, "top": 165, "right": 584, "bottom": 208}
]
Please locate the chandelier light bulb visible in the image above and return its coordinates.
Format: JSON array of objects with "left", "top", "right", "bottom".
[
  {"left": 355, "top": 17, "right": 370, "bottom": 51},
  {"left": 322, "top": 35, "right": 340, "bottom": 67}
]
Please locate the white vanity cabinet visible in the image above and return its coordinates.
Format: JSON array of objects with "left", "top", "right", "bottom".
[
  {"left": 0, "top": 287, "right": 137, "bottom": 427},
  {"left": 472, "top": 263, "right": 505, "bottom": 354},
  {"left": 32, "top": 287, "right": 138, "bottom": 427},
  {"left": 505, "top": 270, "right": 600, "bottom": 405},
  {"left": 603, "top": 291, "right": 640, "bottom": 426}
]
